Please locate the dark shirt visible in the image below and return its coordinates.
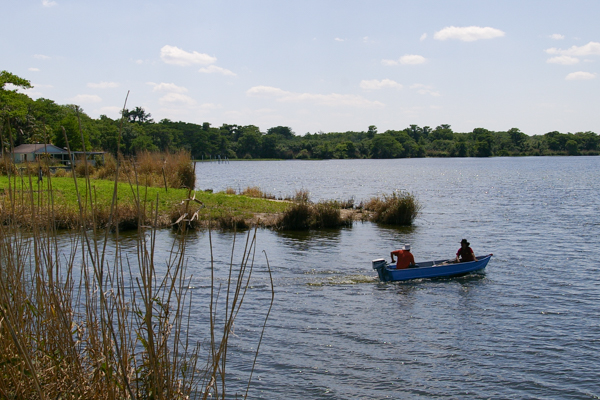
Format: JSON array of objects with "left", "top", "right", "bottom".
[{"left": 456, "top": 247, "right": 475, "bottom": 262}]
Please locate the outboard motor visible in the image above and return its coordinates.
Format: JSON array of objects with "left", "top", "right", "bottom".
[{"left": 372, "top": 258, "right": 389, "bottom": 282}]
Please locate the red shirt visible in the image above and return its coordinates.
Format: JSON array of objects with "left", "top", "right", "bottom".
[
  {"left": 391, "top": 250, "right": 415, "bottom": 269},
  {"left": 456, "top": 247, "right": 475, "bottom": 262}
]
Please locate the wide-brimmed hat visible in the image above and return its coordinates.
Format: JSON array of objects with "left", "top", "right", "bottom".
[
  {"left": 403, "top": 244, "right": 411, "bottom": 251},
  {"left": 460, "top": 239, "right": 470, "bottom": 246}
]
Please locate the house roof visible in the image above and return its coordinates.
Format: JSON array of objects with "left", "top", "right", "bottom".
[{"left": 12, "top": 144, "right": 68, "bottom": 154}]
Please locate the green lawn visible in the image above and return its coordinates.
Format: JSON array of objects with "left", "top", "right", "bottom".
[{"left": 0, "top": 175, "right": 289, "bottom": 226}]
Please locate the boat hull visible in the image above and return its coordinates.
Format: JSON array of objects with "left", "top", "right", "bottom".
[{"left": 372, "top": 254, "right": 493, "bottom": 282}]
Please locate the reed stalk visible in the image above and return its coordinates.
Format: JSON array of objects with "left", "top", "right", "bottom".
[{"left": 0, "top": 100, "right": 273, "bottom": 399}]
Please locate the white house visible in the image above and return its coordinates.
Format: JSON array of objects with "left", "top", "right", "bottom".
[
  {"left": 9, "top": 144, "right": 105, "bottom": 166},
  {"left": 10, "top": 144, "right": 69, "bottom": 164}
]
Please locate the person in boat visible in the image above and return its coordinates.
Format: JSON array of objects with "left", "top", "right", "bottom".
[
  {"left": 456, "top": 239, "right": 477, "bottom": 262},
  {"left": 391, "top": 244, "right": 415, "bottom": 269}
]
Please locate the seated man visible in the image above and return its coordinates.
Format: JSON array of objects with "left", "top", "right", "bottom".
[
  {"left": 456, "top": 239, "right": 477, "bottom": 262},
  {"left": 390, "top": 244, "right": 415, "bottom": 269}
]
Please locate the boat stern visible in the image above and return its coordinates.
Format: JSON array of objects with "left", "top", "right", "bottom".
[{"left": 372, "top": 258, "right": 390, "bottom": 282}]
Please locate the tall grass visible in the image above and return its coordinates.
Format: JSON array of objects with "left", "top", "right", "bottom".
[
  {"left": 276, "top": 192, "right": 352, "bottom": 230},
  {"left": 94, "top": 150, "right": 196, "bottom": 190},
  {"left": 0, "top": 123, "right": 272, "bottom": 399},
  {"left": 363, "top": 191, "right": 421, "bottom": 225}
]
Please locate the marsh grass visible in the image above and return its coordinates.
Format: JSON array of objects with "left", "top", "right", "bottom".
[
  {"left": 277, "top": 202, "right": 311, "bottom": 230},
  {"left": 363, "top": 191, "right": 421, "bottom": 225},
  {"left": 311, "top": 201, "right": 353, "bottom": 229},
  {"left": 277, "top": 193, "right": 352, "bottom": 230},
  {"left": 93, "top": 150, "right": 196, "bottom": 190},
  {"left": 240, "top": 186, "right": 275, "bottom": 200},
  {"left": 0, "top": 175, "right": 289, "bottom": 230},
  {"left": 0, "top": 125, "right": 273, "bottom": 399}
]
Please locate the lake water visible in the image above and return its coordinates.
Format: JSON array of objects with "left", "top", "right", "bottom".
[{"left": 148, "top": 157, "right": 600, "bottom": 398}]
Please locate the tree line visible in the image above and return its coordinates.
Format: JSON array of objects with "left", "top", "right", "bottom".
[{"left": 2, "top": 70, "right": 598, "bottom": 160}]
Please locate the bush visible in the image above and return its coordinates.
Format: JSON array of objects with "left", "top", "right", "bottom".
[
  {"left": 364, "top": 191, "right": 421, "bottom": 225},
  {"left": 75, "top": 161, "right": 95, "bottom": 177},
  {"left": 0, "top": 158, "right": 16, "bottom": 175},
  {"left": 278, "top": 202, "right": 311, "bottom": 230},
  {"left": 311, "top": 200, "right": 351, "bottom": 228},
  {"left": 94, "top": 152, "right": 118, "bottom": 179},
  {"left": 277, "top": 199, "right": 352, "bottom": 230}
]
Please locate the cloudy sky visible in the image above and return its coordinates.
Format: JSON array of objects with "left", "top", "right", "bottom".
[{"left": 2, "top": 0, "right": 599, "bottom": 135}]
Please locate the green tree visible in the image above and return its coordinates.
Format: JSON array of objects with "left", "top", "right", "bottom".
[
  {"left": 367, "top": 125, "right": 377, "bottom": 138},
  {"left": 430, "top": 124, "right": 454, "bottom": 141},
  {"left": 371, "top": 134, "right": 404, "bottom": 158},
  {"left": 132, "top": 134, "right": 159, "bottom": 153},
  {"left": 267, "top": 126, "right": 294, "bottom": 139},
  {"left": 471, "top": 128, "right": 493, "bottom": 157},
  {"left": 54, "top": 113, "right": 89, "bottom": 151},
  {"left": 123, "top": 106, "right": 153, "bottom": 123},
  {"left": 235, "top": 125, "right": 262, "bottom": 158},
  {"left": 508, "top": 127, "right": 527, "bottom": 149},
  {"left": 0, "top": 71, "right": 33, "bottom": 146},
  {"left": 95, "top": 115, "right": 120, "bottom": 154},
  {"left": 565, "top": 140, "right": 579, "bottom": 155}
]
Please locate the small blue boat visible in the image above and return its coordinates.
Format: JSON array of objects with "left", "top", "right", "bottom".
[{"left": 372, "top": 254, "right": 493, "bottom": 282}]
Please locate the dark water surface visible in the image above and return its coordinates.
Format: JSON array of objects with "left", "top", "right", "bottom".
[{"left": 154, "top": 158, "right": 600, "bottom": 398}]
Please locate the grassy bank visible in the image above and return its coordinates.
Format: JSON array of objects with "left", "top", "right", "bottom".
[
  {"left": 0, "top": 175, "right": 423, "bottom": 231},
  {"left": 0, "top": 175, "right": 290, "bottom": 229}
]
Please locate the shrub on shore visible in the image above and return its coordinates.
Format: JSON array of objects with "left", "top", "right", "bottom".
[
  {"left": 278, "top": 201, "right": 312, "bottom": 230},
  {"left": 277, "top": 196, "right": 352, "bottom": 230},
  {"left": 311, "top": 200, "right": 352, "bottom": 228},
  {"left": 363, "top": 191, "right": 421, "bottom": 225}
]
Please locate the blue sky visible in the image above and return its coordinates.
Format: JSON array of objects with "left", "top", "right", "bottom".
[{"left": 2, "top": 0, "right": 599, "bottom": 135}]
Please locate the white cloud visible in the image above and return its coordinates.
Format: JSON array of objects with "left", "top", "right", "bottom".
[
  {"left": 565, "top": 71, "right": 596, "bottom": 80},
  {"left": 135, "top": 59, "right": 144, "bottom": 64},
  {"left": 33, "top": 54, "right": 50, "bottom": 60},
  {"left": 246, "top": 86, "right": 289, "bottom": 97},
  {"left": 42, "top": 0, "right": 57, "bottom": 7},
  {"left": 160, "top": 45, "right": 216, "bottom": 66},
  {"left": 545, "top": 41, "right": 600, "bottom": 56},
  {"left": 434, "top": 26, "right": 505, "bottom": 42},
  {"left": 87, "top": 81, "right": 119, "bottom": 89},
  {"left": 410, "top": 84, "right": 441, "bottom": 97},
  {"left": 246, "top": 86, "right": 384, "bottom": 107},
  {"left": 28, "top": 68, "right": 40, "bottom": 72},
  {"left": 335, "top": 37, "right": 344, "bottom": 42},
  {"left": 400, "top": 54, "right": 426, "bottom": 65},
  {"left": 382, "top": 54, "right": 426, "bottom": 66},
  {"left": 420, "top": 33, "right": 427, "bottom": 41},
  {"left": 546, "top": 56, "right": 579, "bottom": 65},
  {"left": 148, "top": 82, "right": 188, "bottom": 93},
  {"left": 198, "top": 65, "right": 236, "bottom": 76},
  {"left": 360, "top": 79, "right": 402, "bottom": 90},
  {"left": 381, "top": 59, "right": 398, "bottom": 66},
  {"left": 159, "top": 93, "right": 196, "bottom": 106},
  {"left": 70, "top": 94, "right": 102, "bottom": 103},
  {"left": 550, "top": 34, "right": 565, "bottom": 40}
]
